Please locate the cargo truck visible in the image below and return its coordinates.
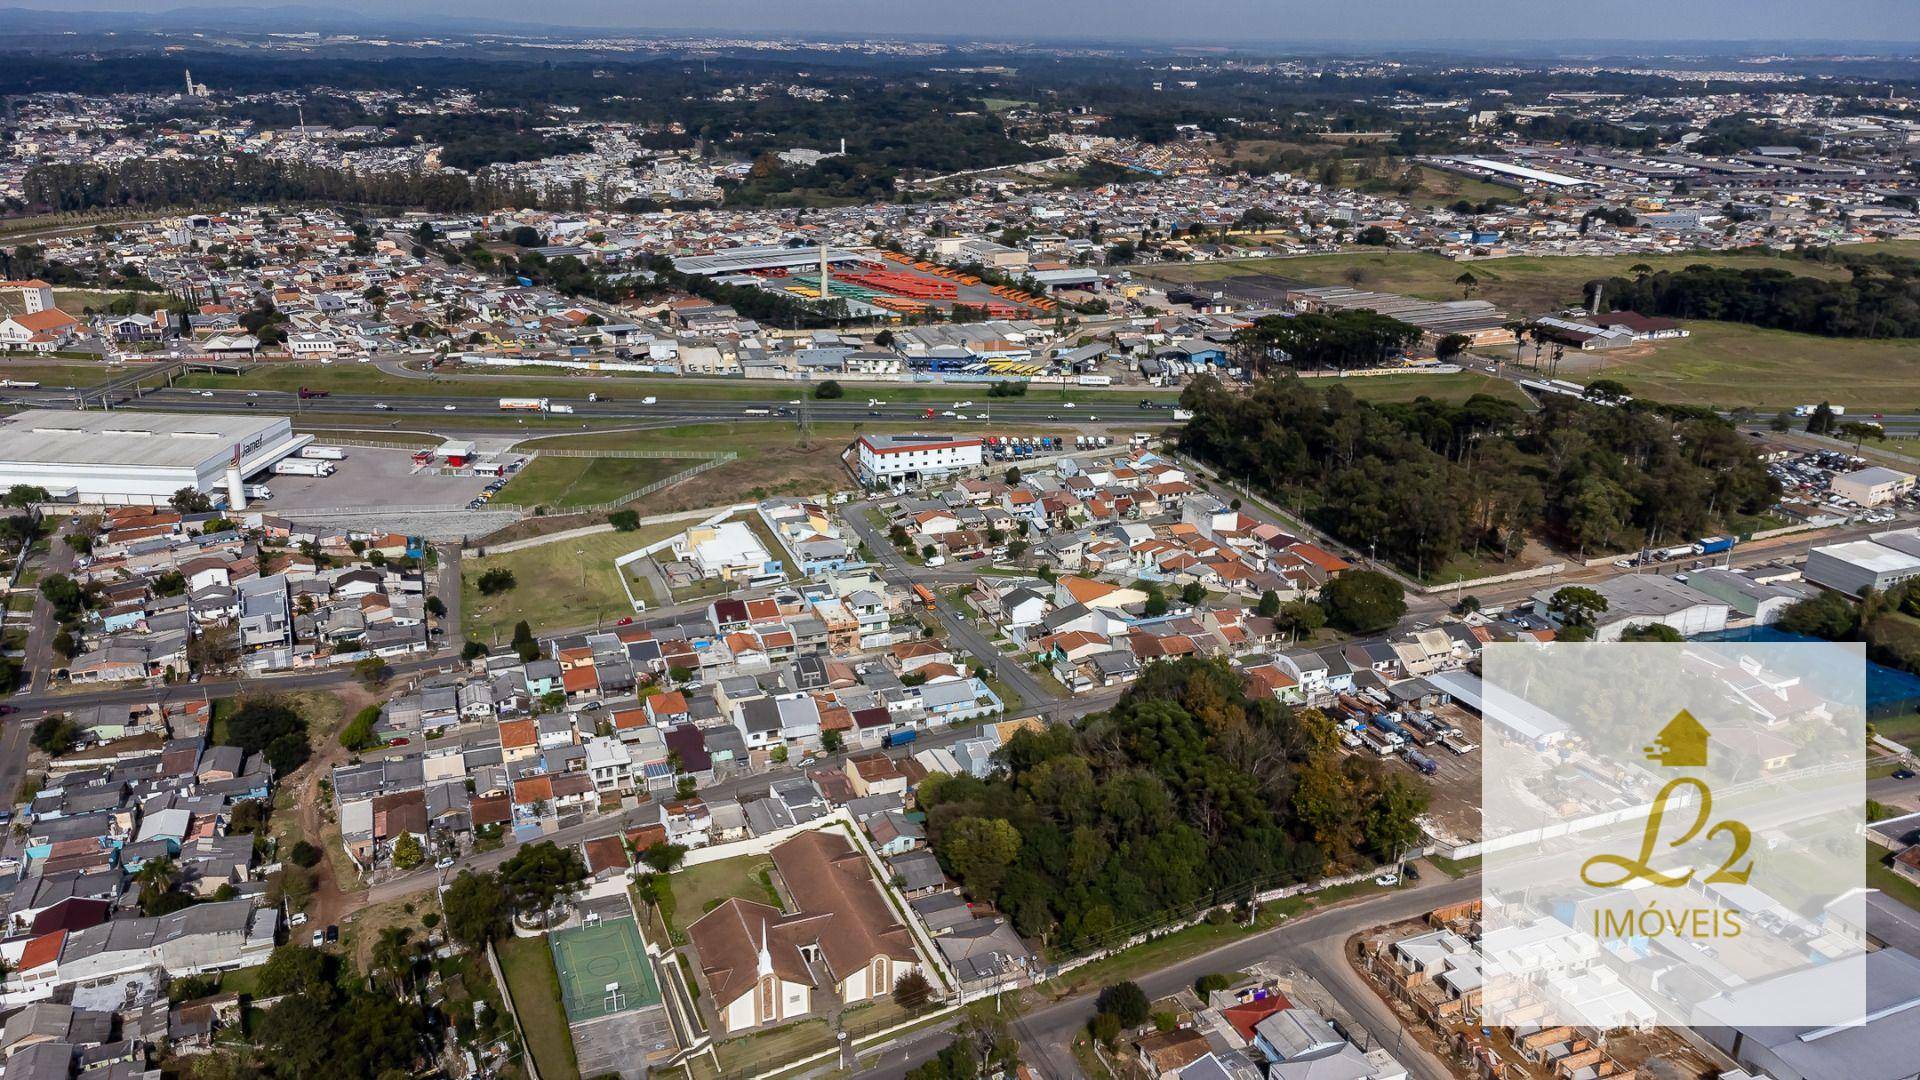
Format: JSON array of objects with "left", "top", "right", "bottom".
[
  {"left": 499, "top": 397, "right": 548, "bottom": 411},
  {"left": 297, "top": 387, "right": 329, "bottom": 399},
  {"left": 1440, "top": 732, "right": 1479, "bottom": 755},
  {"left": 883, "top": 729, "right": 919, "bottom": 748},
  {"left": 1696, "top": 535, "right": 1735, "bottom": 556},
  {"left": 549, "top": 404, "right": 576, "bottom": 414},
  {"left": 272, "top": 459, "right": 334, "bottom": 477},
  {"left": 1405, "top": 749, "right": 1439, "bottom": 775},
  {"left": 300, "top": 446, "right": 347, "bottom": 461}
]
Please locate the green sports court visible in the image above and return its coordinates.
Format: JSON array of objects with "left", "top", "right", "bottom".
[{"left": 550, "top": 917, "right": 661, "bottom": 1023}]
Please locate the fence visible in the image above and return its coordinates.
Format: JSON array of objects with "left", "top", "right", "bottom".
[{"left": 490, "top": 453, "right": 736, "bottom": 518}]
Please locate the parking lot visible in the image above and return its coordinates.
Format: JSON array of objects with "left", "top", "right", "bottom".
[{"left": 257, "top": 447, "right": 497, "bottom": 511}]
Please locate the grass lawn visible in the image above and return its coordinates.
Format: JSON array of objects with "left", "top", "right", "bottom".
[
  {"left": 1867, "top": 844, "right": 1920, "bottom": 916},
  {"left": 1566, "top": 320, "right": 1920, "bottom": 413},
  {"left": 1307, "top": 371, "right": 1530, "bottom": 406},
  {"left": 1042, "top": 897, "right": 1311, "bottom": 997},
  {"left": 461, "top": 523, "right": 680, "bottom": 641},
  {"left": 663, "top": 854, "right": 782, "bottom": 945},
  {"left": 1873, "top": 713, "right": 1920, "bottom": 746},
  {"left": 0, "top": 361, "right": 119, "bottom": 388},
  {"left": 1425, "top": 853, "right": 1482, "bottom": 879},
  {"left": 50, "top": 288, "right": 168, "bottom": 315},
  {"left": 496, "top": 934, "right": 580, "bottom": 1080},
  {"left": 1143, "top": 249, "right": 1849, "bottom": 317},
  {"left": 498, "top": 455, "right": 697, "bottom": 510}
]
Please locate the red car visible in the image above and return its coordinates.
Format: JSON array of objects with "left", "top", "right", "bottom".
[
  {"left": 617, "top": 616, "right": 634, "bottom": 626},
  {"left": 387, "top": 737, "right": 409, "bottom": 748}
]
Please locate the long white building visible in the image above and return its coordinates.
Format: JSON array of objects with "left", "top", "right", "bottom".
[
  {"left": 852, "top": 433, "right": 983, "bottom": 488},
  {"left": 0, "top": 409, "right": 308, "bottom": 506}
]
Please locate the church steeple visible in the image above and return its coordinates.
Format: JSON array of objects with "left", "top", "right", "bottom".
[{"left": 757, "top": 920, "right": 774, "bottom": 979}]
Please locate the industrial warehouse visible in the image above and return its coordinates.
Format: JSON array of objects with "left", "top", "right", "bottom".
[{"left": 0, "top": 409, "right": 309, "bottom": 506}]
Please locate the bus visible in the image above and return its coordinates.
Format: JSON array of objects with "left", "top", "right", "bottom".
[{"left": 912, "top": 584, "right": 937, "bottom": 609}]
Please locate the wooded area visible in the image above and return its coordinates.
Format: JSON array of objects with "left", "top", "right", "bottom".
[
  {"left": 1178, "top": 374, "right": 1778, "bottom": 576},
  {"left": 921, "top": 658, "right": 1426, "bottom": 954}
]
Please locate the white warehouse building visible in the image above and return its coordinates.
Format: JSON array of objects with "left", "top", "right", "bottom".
[
  {"left": 0, "top": 409, "right": 309, "bottom": 506},
  {"left": 853, "top": 433, "right": 983, "bottom": 488}
]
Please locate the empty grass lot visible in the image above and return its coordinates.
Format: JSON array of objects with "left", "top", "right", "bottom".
[
  {"left": 1569, "top": 320, "right": 1920, "bottom": 413},
  {"left": 663, "top": 854, "right": 782, "bottom": 945},
  {"left": 461, "top": 522, "right": 681, "bottom": 642},
  {"left": 497, "top": 455, "right": 698, "bottom": 510},
  {"left": 1145, "top": 249, "right": 1850, "bottom": 315},
  {"left": 496, "top": 934, "right": 580, "bottom": 1080}
]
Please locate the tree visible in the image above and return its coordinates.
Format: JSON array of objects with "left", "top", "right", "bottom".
[
  {"left": 1142, "top": 586, "right": 1169, "bottom": 617},
  {"left": 512, "top": 620, "right": 539, "bottom": 663},
  {"left": 1547, "top": 586, "right": 1609, "bottom": 635},
  {"left": 894, "top": 969, "right": 935, "bottom": 1012},
  {"left": 257, "top": 944, "right": 332, "bottom": 998},
  {"left": 1195, "top": 973, "right": 1233, "bottom": 996},
  {"left": 461, "top": 640, "right": 489, "bottom": 662},
  {"left": 1806, "top": 401, "right": 1838, "bottom": 435},
  {"left": 390, "top": 832, "right": 424, "bottom": 871},
  {"left": 1179, "top": 582, "right": 1205, "bottom": 606},
  {"left": 942, "top": 817, "right": 1022, "bottom": 895},
  {"left": 476, "top": 568, "right": 517, "bottom": 595},
  {"left": 1320, "top": 571, "right": 1406, "bottom": 633},
  {"left": 223, "top": 697, "right": 310, "bottom": 774},
  {"left": 170, "top": 487, "right": 212, "bottom": 513},
  {"left": 1455, "top": 271, "right": 1478, "bottom": 298},
  {"left": 137, "top": 856, "right": 189, "bottom": 916},
  {"left": 1770, "top": 409, "right": 1793, "bottom": 433},
  {"left": 50, "top": 629, "right": 76, "bottom": 661},
  {"left": 821, "top": 728, "right": 845, "bottom": 753},
  {"left": 814, "top": 379, "right": 844, "bottom": 399},
  {"left": 353, "top": 656, "right": 390, "bottom": 689},
  {"left": 638, "top": 842, "right": 688, "bottom": 875},
  {"left": 442, "top": 870, "right": 510, "bottom": 951},
  {"left": 1257, "top": 589, "right": 1281, "bottom": 618},
  {"left": 424, "top": 595, "right": 447, "bottom": 618},
  {"left": 1096, "top": 981, "right": 1150, "bottom": 1027},
  {"left": 2, "top": 484, "right": 48, "bottom": 508},
  {"left": 63, "top": 533, "right": 93, "bottom": 556},
  {"left": 609, "top": 509, "right": 640, "bottom": 531},
  {"left": 185, "top": 621, "right": 239, "bottom": 674},
  {"left": 1838, "top": 420, "right": 1887, "bottom": 449},
  {"left": 1583, "top": 378, "right": 1631, "bottom": 404},
  {"left": 288, "top": 840, "right": 323, "bottom": 868},
  {"left": 1275, "top": 600, "right": 1328, "bottom": 639},
  {"left": 31, "top": 715, "right": 80, "bottom": 754},
  {"left": 1004, "top": 466, "right": 1022, "bottom": 485},
  {"left": 499, "top": 841, "right": 587, "bottom": 920},
  {"left": 1619, "top": 622, "right": 1683, "bottom": 642},
  {"left": 922, "top": 544, "right": 937, "bottom": 560},
  {"left": 1435, "top": 333, "right": 1470, "bottom": 358}
]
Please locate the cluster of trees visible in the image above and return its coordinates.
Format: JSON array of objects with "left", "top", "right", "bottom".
[
  {"left": 923, "top": 658, "right": 1426, "bottom": 953},
  {"left": 1595, "top": 265, "right": 1920, "bottom": 339},
  {"left": 1776, "top": 583, "right": 1920, "bottom": 681},
  {"left": 1179, "top": 374, "right": 1778, "bottom": 576},
  {"left": 219, "top": 696, "right": 312, "bottom": 775},
  {"left": 23, "top": 158, "right": 495, "bottom": 214},
  {"left": 1230, "top": 311, "right": 1422, "bottom": 374}
]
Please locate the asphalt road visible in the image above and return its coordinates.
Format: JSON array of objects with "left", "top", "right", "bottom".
[
  {"left": 856, "top": 871, "right": 1485, "bottom": 1080},
  {"left": 840, "top": 501, "right": 1055, "bottom": 713},
  {"left": 21, "top": 383, "right": 1166, "bottom": 432}
]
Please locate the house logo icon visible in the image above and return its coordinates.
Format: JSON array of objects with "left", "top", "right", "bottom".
[{"left": 1643, "top": 709, "right": 1709, "bottom": 768}]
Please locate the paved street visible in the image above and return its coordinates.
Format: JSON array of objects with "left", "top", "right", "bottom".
[
  {"left": 841, "top": 501, "right": 1056, "bottom": 714},
  {"left": 857, "top": 871, "right": 1484, "bottom": 1080}
]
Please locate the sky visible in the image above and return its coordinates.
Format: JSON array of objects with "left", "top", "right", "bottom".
[{"left": 38, "top": 0, "right": 1920, "bottom": 45}]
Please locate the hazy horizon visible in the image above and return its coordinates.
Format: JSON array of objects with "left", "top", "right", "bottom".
[{"left": 24, "top": 0, "right": 1920, "bottom": 46}]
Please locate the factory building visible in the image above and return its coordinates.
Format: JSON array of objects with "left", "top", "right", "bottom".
[
  {"left": 0, "top": 410, "right": 308, "bottom": 507},
  {"left": 852, "top": 434, "right": 983, "bottom": 488},
  {"left": 1804, "top": 530, "right": 1920, "bottom": 597}
]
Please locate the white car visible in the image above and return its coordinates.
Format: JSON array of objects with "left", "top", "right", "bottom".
[
  {"left": 311, "top": 930, "right": 325, "bottom": 947},
  {"left": 246, "top": 391, "right": 259, "bottom": 398},
  {"left": 1374, "top": 873, "right": 1400, "bottom": 887},
  {"left": 942, "top": 410, "right": 956, "bottom": 417},
  {"left": 318, "top": 358, "right": 333, "bottom": 365},
  {"left": 374, "top": 402, "right": 390, "bottom": 410},
  {"left": 443, "top": 404, "right": 457, "bottom": 411},
  {"left": 1064, "top": 402, "right": 1076, "bottom": 408},
  {"left": 435, "top": 856, "right": 455, "bottom": 870},
  {"left": 199, "top": 391, "right": 214, "bottom": 397}
]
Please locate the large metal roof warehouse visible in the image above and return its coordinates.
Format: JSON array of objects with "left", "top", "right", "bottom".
[{"left": 0, "top": 409, "right": 309, "bottom": 506}]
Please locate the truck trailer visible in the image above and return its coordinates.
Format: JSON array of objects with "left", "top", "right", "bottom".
[
  {"left": 272, "top": 459, "right": 334, "bottom": 477},
  {"left": 300, "top": 446, "right": 347, "bottom": 461}
]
